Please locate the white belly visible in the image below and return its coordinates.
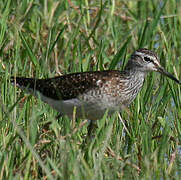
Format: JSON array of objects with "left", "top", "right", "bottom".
[{"left": 39, "top": 93, "right": 117, "bottom": 120}]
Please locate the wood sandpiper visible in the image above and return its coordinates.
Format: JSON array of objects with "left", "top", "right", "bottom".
[{"left": 11, "top": 48, "right": 181, "bottom": 121}]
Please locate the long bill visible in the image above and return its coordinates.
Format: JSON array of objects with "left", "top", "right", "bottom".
[{"left": 157, "top": 67, "right": 181, "bottom": 85}]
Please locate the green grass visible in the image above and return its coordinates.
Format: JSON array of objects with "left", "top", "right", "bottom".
[{"left": 0, "top": 0, "right": 181, "bottom": 179}]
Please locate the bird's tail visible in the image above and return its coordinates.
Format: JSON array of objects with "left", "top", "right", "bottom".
[{"left": 11, "top": 77, "right": 38, "bottom": 94}]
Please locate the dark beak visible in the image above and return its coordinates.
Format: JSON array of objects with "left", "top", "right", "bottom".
[{"left": 157, "top": 67, "right": 181, "bottom": 85}]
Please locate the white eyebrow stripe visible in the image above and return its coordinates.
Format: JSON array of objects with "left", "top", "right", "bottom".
[
  {"left": 135, "top": 52, "right": 155, "bottom": 59},
  {"left": 134, "top": 52, "right": 145, "bottom": 56},
  {"left": 134, "top": 51, "right": 159, "bottom": 62}
]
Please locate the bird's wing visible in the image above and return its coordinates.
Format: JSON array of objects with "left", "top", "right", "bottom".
[{"left": 11, "top": 70, "right": 124, "bottom": 100}]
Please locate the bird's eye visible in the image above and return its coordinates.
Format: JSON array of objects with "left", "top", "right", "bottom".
[{"left": 144, "top": 57, "right": 153, "bottom": 62}]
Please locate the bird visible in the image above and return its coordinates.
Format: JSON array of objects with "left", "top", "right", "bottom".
[{"left": 11, "top": 48, "right": 181, "bottom": 122}]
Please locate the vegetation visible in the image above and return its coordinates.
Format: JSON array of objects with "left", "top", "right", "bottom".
[{"left": 0, "top": 0, "right": 181, "bottom": 179}]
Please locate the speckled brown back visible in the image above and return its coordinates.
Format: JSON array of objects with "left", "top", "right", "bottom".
[{"left": 11, "top": 70, "right": 126, "bottom": 100}]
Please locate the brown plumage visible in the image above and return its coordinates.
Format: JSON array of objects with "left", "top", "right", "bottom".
[
  {"left": 11, "top": 48, "right": 181, "bottom": 120},
  {"left": 11, "top": 71, "right": 125, "bottom": 100}
]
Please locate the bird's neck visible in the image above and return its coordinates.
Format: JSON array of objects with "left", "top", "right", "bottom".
[
  {"left": 120, "top": 68, "right": 146, "bottom": 105},
  {"left": 126, "top": 68, "right": 146, "bottom": 88},
  {"left": 124, "top": 59, "right": 147, "bottom": 82}
]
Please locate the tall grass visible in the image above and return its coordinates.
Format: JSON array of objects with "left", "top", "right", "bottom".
[{"left": 0, "top": 0, "right": 181, "bottom": 179}]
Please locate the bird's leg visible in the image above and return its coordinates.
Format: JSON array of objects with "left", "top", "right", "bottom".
[
  {"left": 85, "top": 120, "right": 98, "bottom": 142},
  {"left": 87, "top": 120, "right": 97, "bottom": 136},
  {"left": 56, "top": 113, "right": 63, "bottom": 120}
]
